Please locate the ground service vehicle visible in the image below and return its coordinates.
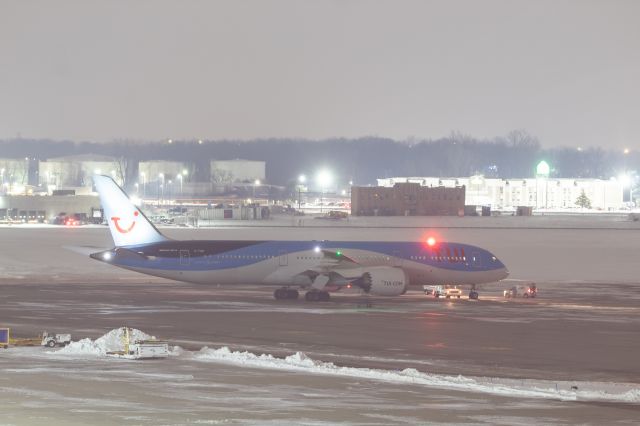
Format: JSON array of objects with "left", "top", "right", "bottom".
[
  {"left": 41, "top": 332, "right": 71, "bottom": 348},
  {"left": 444, "top": 287, "right": 462, "bottom": 299},
  {"left": 504, "top": 286, "right": 518, "bottom": 298},
  {"left": 503, "top": 284, "right": 537, "bottom": 298},
  {"left": 522, "top": 284, "right": 537, "bottom": 298},
  {"left": 423, "top": 285, "right": 444, "bottom": 297}
]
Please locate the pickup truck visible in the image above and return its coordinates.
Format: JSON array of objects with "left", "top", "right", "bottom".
[{"left": 444, "top": 287, "right": 462, "bottom": 299}]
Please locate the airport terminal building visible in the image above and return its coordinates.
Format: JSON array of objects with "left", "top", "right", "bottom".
[
  {"left": 377, "top": 176, "right": 625, "bottom": 211},
  {"left": 351, "top": 182, "right": 464, "bottom": 216}
]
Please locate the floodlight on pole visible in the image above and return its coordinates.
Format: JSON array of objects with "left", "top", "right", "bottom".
[
  {"left": 297, "top": 174, "right": 307, "bottom": 209},
  {"left": 253, "top": 179, "right": 261, "bottom": 201},
  {"left": 158, "top": 173, "right": 165, "bottom": 204},
  {"left": 316, "top": 170, "right": 333, "bottom": 213},
  {"left": 536, "top": 161, "right": 550, "bottom": 177}
]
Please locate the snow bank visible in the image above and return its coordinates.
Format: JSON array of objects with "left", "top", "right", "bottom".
[
  {"left": 52, "top": 328, "right": 152, "bottom": 357},
  {"left": 193, "top": 347, "right": 640, "bottom": 404}
]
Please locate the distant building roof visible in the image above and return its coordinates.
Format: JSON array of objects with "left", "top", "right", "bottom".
[
  {"left": 211, "top": 159, "right": 265, "bottom": 163},
  {"left": 44, "top": 154, "right": 117, "bottom": 162}
]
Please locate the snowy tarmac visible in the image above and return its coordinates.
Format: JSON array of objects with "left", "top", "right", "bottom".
[{"left": 1, "top": 218, "right": 640, "bottom": 424}]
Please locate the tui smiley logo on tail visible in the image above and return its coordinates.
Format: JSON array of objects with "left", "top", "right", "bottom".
[{"left": 111, "top": 211, "right": 139, "bottom": 234}]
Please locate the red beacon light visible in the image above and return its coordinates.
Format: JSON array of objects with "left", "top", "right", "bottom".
[{"left": 426, "top": 237, "right": 437, "bottom": 246}]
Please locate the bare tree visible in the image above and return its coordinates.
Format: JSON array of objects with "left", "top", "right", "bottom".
[
  {"left": 211, "top": 169, "right": 234, "bottom": 184},
  {"left": 114, "top": 157, "right": 128, "bottom": 186}
]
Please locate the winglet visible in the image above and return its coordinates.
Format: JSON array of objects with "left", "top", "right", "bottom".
[{"left": 93, "top": 175, "right": 167, "bottom": 247}]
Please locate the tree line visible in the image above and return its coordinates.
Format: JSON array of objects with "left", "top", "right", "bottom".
[{"left": 0, "top": 130, "right": 635, "bottom": 187}]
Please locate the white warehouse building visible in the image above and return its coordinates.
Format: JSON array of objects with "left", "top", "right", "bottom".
[
  {"left": 0, "top": 158, "right": 29, "bottom": 193},
  {"left": 138, "top": 161, "right": 192, "bottom": 185},
  {"left": 39, "top": 155, "right": 123, "bottom": 193},
  {"left": 377, "top": 176, "right": 625, "bottom": 211}
]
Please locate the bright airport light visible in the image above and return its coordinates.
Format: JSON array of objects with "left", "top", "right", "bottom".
[
  {"left": 298, "top": 174, "right": 306, "bottom": 184},
  {"left": 316, "top": 170, "right": 333, "bottom": 187},
  {"left": 618, "top": 173, "right": 632, "bottom": 186},
  {"left": 536, "top": 161, "right": 550, "bottom": 177}
]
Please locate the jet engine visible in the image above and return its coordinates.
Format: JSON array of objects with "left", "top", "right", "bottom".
[{"left": 354, "top": 267, "right": 409, "bottom": 296}]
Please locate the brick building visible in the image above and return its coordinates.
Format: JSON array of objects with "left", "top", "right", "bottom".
[{"left": 351, "top": 183, "right": 465, "bottom": 216}]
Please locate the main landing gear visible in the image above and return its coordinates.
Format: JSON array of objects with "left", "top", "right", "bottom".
[
  {"left": 274, "top": 288, "right": 299, "bottom": 300},
  {"left": 305, "top": 290, "right": 330, "bottom": 302}
]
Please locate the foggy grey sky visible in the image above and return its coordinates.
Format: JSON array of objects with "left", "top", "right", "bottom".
[{"left": 1, "top": 0, "right": 639, "bottom": 148}]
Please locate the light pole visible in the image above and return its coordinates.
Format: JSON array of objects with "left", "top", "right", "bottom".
[
  {"left": 316, "top": 170, "right": 332, "bottom": 214},
  {"left": 619, "top": 173, "right": 632, "bottom": 203},
  {"left": 253, "top": 179, "right": 261, "bottom": 202},
  {"left": 181, "top": 169, "right": 188, "bottom": 197},
  {"left": 298, "top": 174, "right": 306, "bottom": 210},
  {"left": 158, "top": 173, "right": 164, "bottom": 205},
  {"left": 140, "top": 172, "right": 146, "bottom": 198}
]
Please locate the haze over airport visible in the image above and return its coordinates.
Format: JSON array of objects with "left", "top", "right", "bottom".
[{"left": 1, "top": 0, "right": 639, "bottom": 148}]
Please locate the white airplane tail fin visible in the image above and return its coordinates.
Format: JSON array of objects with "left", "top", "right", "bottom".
[{"left": 93, "top": 175, "right": 167, "bottom": 247}]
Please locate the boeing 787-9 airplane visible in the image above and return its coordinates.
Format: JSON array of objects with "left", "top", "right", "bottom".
[{"left": 90, "top": 175, "right": 508, "bottom": 301}]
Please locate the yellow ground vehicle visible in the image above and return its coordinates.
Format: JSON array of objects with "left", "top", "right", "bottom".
[{"left": 0, "top": 328, "right": 42, "bottom": 348}]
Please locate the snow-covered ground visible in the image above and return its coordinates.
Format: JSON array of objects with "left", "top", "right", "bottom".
[
  {"left": 35, "top": 328, "right": 640, "bottom": 404},
  {"left": 1, "top": 328, "right": 638, "bottom": 425}
]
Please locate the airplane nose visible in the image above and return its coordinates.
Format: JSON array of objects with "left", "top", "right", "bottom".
[{"left": 499, "top": 267, "right": 509, "bottom": 280}]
